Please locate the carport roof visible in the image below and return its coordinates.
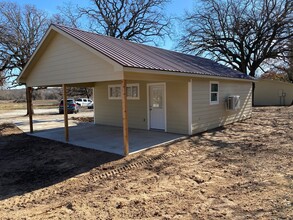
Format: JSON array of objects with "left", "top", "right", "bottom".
[{"left": 53, "top": 24, "right": 252, "bottom": 80}]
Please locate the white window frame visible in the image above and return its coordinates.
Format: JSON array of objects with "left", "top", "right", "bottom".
[
  {"left": 108, "top": 83, "right": 140, "bottom": 100},
  {"left": 126, "top": 83, "right": 140, "bottom": 100},
  {"left": 210, "top": 81, "right": 219, "bottom": 105},
  {"left": 108, "top": 85, "right": 121, "bottom": 100}
]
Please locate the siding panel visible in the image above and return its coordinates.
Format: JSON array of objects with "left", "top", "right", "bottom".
[
  {"left": 94, "top": 81, "right": 148, "bottom": 129},
  {"left": 26, "top": 33, "right": 122, "bottom": 87},
  {"left": 191, "top": 79, "right": 252, "bottom": 134},
  {"left": 166, "top": 81, "right": 188, "bottom": 134}
]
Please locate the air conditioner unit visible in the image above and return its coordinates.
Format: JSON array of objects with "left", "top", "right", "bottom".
[{"left": 226, "top": 95, "right": 240, "bottom": 110}]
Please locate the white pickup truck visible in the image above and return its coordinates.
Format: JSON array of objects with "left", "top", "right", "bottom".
[{"left": 76, "top": 98, "right": 93, "bottom": 107}]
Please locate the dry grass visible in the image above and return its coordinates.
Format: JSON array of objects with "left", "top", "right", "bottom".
[{"left": 0, "top": 100, "right": 58, "bottom": 110}]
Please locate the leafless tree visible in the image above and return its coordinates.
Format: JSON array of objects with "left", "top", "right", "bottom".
[
  {"left": 260, "top": 70, "right": 289, "bottom": 82},
  {"left": 52, "top": 1, "right": 82, "bottom": 28},
  {"left": 57, "top": 87, "right": 93, "bottom": 99},
  {"left": 284, "top": 42, "right": 293, "bottom": 82},
  {"left": 0, "top": 2, "right": 50, "bottom": 86},
  {"left": 78, "top": 0, "right": 172, "bottom": 44},
  {"left": 270, "top": 39, "right": 293, "bottom": 82},
  {"left": 178, "top": 0, "right": 293, "bottom": 77}
]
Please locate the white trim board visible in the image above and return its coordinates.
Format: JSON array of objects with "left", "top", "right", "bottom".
[{"left": 188, "top": 79, "right": 193, "bottom": 135}]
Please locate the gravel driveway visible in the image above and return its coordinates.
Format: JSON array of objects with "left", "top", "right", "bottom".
[{"left": 0, "top": 108, "right": 94, "bottom": 132}]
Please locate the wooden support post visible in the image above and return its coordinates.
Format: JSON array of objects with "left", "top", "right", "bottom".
[
  {"left": 62, "top": 84, "right": 69, "bottom": 142},
  {"left": 121, "top": 79, "right": 129, "bottom": 156},
  {"left": 26, "top": 86, "right": 33, "bottom": 133}
]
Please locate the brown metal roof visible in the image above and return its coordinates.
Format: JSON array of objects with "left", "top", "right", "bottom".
[{"left": 53, "top": 24, "right": 252, "bottom": 80}]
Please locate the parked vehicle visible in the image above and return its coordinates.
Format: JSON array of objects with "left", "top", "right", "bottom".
[
  {"left": 59, "top": 99, "right": 79, "bottom": 114},
  {"left": 76, "top": 98, "right": 93, "bottom": 107},
  {"left": 87, "top": 102, "right": 94, "bottom": 109}
]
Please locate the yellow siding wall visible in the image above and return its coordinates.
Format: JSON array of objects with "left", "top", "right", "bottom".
[
  {"left": 255, "top": 80, "right": 293, "bottom": 106},
  {"left": 94, "top": 76, "right": 189, "bottom": 134},
  {"left": 166, "top": 81, "right": 188, "bottom": 134},
  {"left": 124, "top": 72, "right": 189, "bottom": 134},
  {"left": 94, "top": 81, "right": 148, "bottom": 129},
  {"left": 94, "top": 72, "right": 251, "bottom": 135},
  {"left": 26, "top": 33, "right": 122, "bottom": 87},
  {"left": 191, "top": 79, "right": 252, "bottom": 134}
]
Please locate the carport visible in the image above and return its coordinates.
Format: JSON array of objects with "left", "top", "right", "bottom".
[
  {"left": 18, "top": 24, "right": 188, "bottom": 156},
  {"left": 25, "top": 82, "right": 132, "bottom": 155},
  {"left": 18, "top": 24, "right": 137, "bottom": 156}
]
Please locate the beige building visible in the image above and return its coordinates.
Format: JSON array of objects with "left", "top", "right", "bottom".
[
  {"left": 255, "top": 79, "right": 293, "bottom": 106},
  {"left": 18, "top": 24, "right": 253, "bottom": 154}
]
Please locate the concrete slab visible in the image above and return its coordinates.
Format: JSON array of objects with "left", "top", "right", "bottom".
[
  {"left": 30, "top": 123, "right": 185, "bottom": 155},
  {"left": 1, "top": 109, "right": 185, "bottom": 155}
]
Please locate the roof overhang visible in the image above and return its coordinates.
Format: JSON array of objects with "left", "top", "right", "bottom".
[{"left": 123, "top": 67, "right": 255, "bottom": 82}]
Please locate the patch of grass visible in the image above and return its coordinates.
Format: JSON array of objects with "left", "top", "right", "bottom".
[
  {"left": 0, "top": 102, "right": 27, "bottom": 110},
  {"left": 33, "top": 100, "right": 59, "bottom": 109},
  {"left": 33, "top": 100, "right": 59, "bottom": 106},
  {"left": 0, "top": 100, "right": 59, "bottom": 110}
]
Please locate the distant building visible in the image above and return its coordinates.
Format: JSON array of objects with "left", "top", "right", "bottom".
[{"left": 255, "top": 79, "right": 293, "bottom": 106}]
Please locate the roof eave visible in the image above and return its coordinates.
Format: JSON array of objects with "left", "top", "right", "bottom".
[{"left": 123, "top": 67, "right": 255, "bottom": 82}]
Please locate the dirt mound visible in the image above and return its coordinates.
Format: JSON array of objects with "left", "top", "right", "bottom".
[
  {"left": 70, "top": 116, "right": 94, "bottom": 122},
  {"left": 0, "top": 123, "right": 16, "bottom": 130},
  {"left": 0, "top": 123, "right": 21, "bottom": 136}
]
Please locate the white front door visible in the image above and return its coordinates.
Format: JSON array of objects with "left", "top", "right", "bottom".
[{"left": 149, "top": 84, "right": 166, "bottom": 130}]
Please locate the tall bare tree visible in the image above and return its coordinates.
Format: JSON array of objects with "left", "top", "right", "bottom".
[
  {"left": 178, "top": 0, "right": 293, "bottom": 77},
  {"left": 260, "top": 70, "right": 289, "bottom": 82},
  {"left": 272, "top": 39, "right": 293, "bottom": 82},
  {"left": 53, "top": 1, "right": 82, "bottom": 28},
  {"left": 78, "top": 0, "right": 172, "bottom": 44},
  {"left": 0, "top": 1, "right": 49, "bottom": 86},
  {"left": 285, "top": 40, "right": 293, "bottom": 82},
  {"left": 64, "top": 87, "right": 93, "bottom": 99}
]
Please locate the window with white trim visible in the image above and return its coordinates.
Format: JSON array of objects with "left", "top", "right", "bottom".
[
  {"left": 108, "top": 85, "right": 121, "bottom": 99},
  {"left": 108, "top": 83, "right": 140, "bottom": 100},
  {"left": 210, "top": 81, "right": 219, "bottom": 104}
]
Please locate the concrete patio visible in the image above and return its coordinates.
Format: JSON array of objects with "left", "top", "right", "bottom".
[
  {"left": 29, "top": 123, "right": 185, "bottom": 155},
  {"left": 1, "top": 109, "right": 185, "bottom": 155}
]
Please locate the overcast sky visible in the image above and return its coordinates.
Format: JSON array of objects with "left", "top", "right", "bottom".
[{"left": 13, "top": 0, "right": 195, "bottom": 49}]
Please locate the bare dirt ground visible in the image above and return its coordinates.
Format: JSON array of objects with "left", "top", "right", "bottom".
[{"left": 0, "top": 107, "right": 292, "bottom": 219}]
